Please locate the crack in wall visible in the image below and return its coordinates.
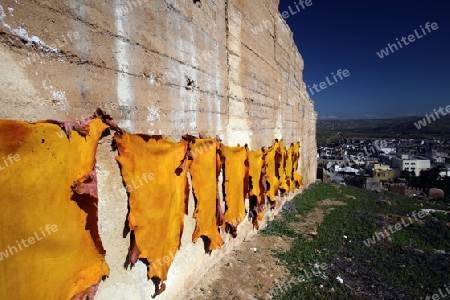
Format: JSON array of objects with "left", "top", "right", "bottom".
[{"left": 25, "top": 0, "right": 217, "bottom": 80}]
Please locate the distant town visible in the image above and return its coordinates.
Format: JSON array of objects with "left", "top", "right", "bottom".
[{"left": 318, "top": 138, "right": 450, "bottom": 198}]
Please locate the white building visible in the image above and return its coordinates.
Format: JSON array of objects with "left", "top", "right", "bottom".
[
  {"left": 440, "top": 170, "right": 450, "bottom": 177},
  {"left": 391, "top": 155, "right": 431, "bottom": 176},
  {"left": 379, "top": 147, "right": 396, "bottom": 154}
]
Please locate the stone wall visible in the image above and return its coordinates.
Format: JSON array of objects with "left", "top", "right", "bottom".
[{"left": 0, "top": 0, "right": 317, "bottom": 298}]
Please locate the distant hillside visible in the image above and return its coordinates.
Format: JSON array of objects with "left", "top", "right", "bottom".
[{"left": 317, "top": 115, "right": 450, "bottom": 144}]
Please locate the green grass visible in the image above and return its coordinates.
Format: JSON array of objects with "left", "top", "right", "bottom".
[{"left": 264, "top": 183, "right": 450, "bottom": 299}]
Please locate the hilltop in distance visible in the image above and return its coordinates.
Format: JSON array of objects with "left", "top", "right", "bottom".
[{"left": 317, "top": 115, "right": 450, "bottom": 145}]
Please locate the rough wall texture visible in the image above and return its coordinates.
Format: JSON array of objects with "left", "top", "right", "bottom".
[{"left": 0, "top": 0, "right": 317, "bottom": 298}]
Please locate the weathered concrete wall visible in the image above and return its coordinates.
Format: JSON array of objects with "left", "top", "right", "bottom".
[{"left": 0, "top": 0, "right": 317, "bottom": 298}]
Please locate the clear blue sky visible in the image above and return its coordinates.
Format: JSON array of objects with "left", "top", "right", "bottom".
[{"left": 278, "top": 0, "right": 450, "bottom": 119}]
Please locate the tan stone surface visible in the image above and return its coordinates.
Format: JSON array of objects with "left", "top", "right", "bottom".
[{"left": 0, "top": 0, "right": 317, "bottom": 298}]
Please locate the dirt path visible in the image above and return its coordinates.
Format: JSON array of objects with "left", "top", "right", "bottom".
[
  {"left": 186, "top": 232, "right": 291, "bottom": 300},
  {"left": 290, "top": 199, "right": 346, "bottom": 240},
  {"left": 186, "top": 198, "right": 346, "bottom": 299}
]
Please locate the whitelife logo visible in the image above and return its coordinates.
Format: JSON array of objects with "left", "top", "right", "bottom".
[
  {"left": 18, "top": 31, "right": 81, "bottom": 68},
  {"left": 414, "top": 105, "right": 450, "bottom": 130},
  {"left": 125, "top": 172, "right": 156, "bottom": 193},
  {"left": 251, "top": 0, "right": 313, "bottom": 35},
  {"left": 376, "top": 22, "right": 439, "bottom": 59},
  {"left": 422, "top": 283, "right": 450, "bottom": 300},
  {"left": 0, "top": 224, "right": 59, "bottom": 261},
  {"left": 307, "top": 69, "right": 350, "bottom": 96},
  {"left": 0, "top": 153, "right": 21, "bottom": 171},
  {"left": 363, "top": 210, "right": 429, "bottom": 247}
]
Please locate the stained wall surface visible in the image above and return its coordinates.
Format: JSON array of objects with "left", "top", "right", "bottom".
[{"left": 0, "top": 0, "right": 317, "bottom": 298}]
